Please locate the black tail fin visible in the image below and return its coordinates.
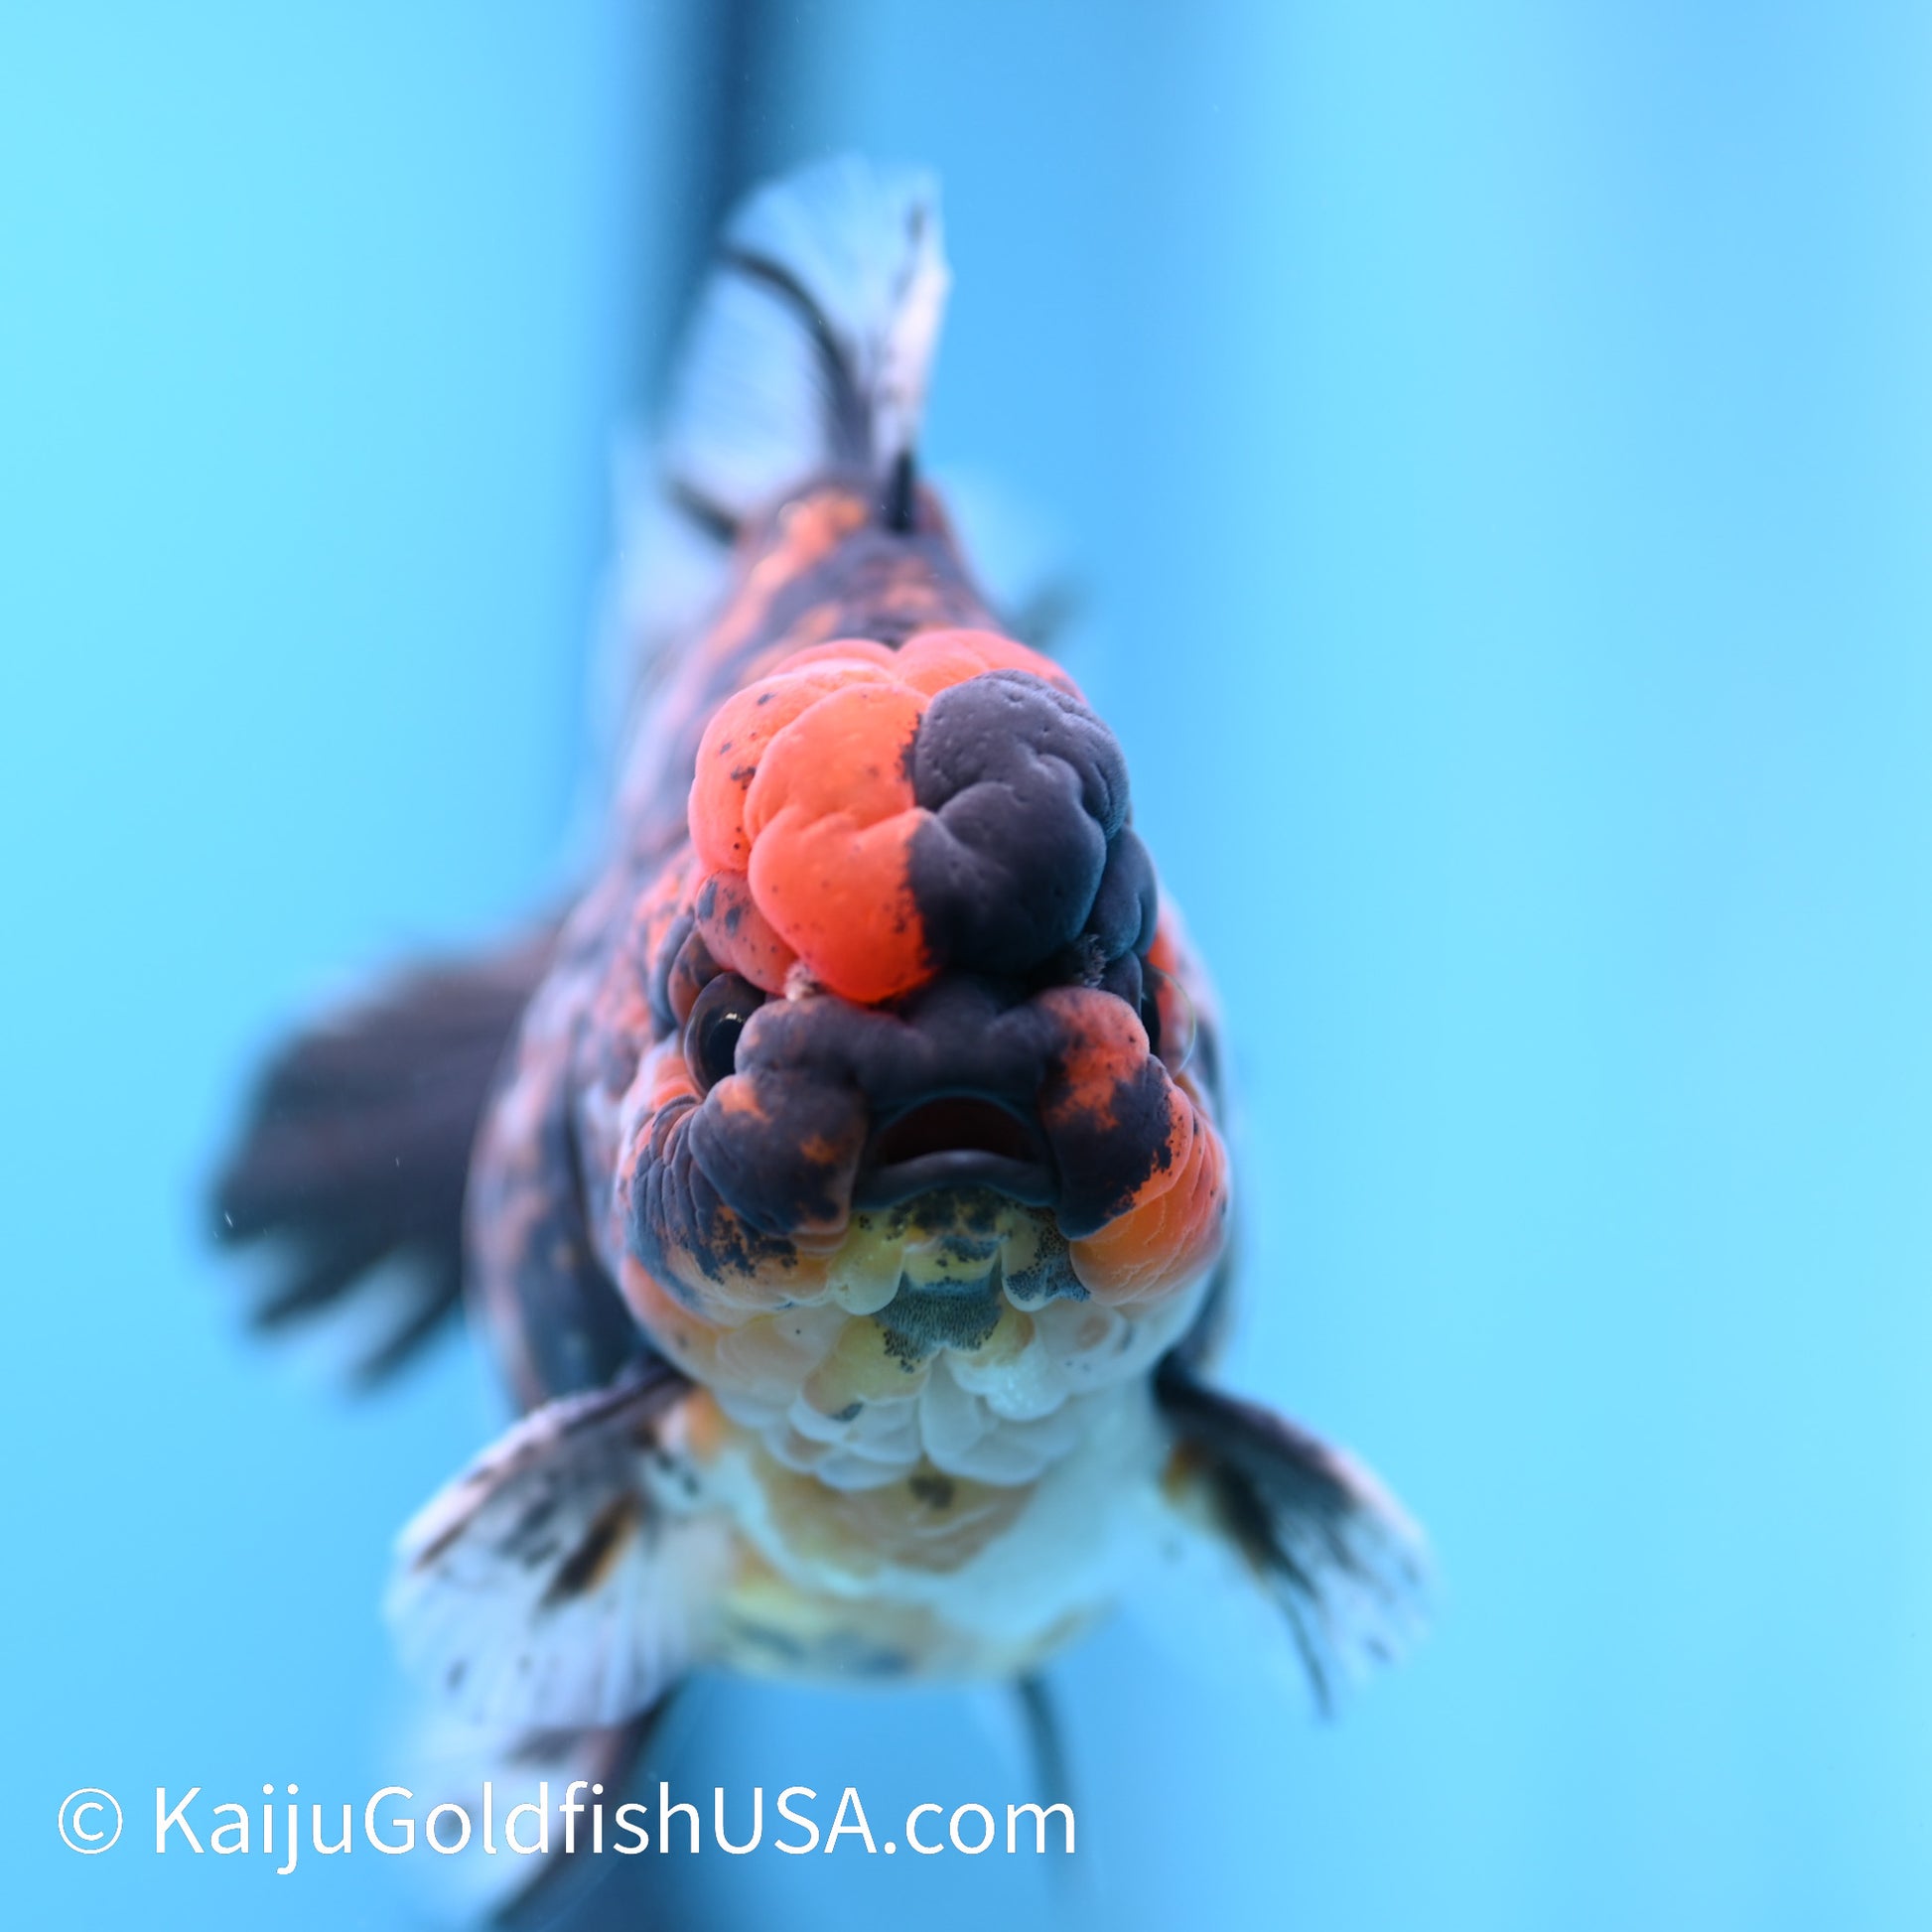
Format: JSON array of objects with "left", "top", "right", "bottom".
[
  {"left": 211, "top": 934, "right": 553, "bottom": 1383},
  {"left": 1156, "top": 1360, "right": 1428, "bottom": 1712}
]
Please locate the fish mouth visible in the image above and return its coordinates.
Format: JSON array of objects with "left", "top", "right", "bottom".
[
  {"left": 852, "top": 1094, "right": 1057, "bottom": 1210},
  {"left": 818, "top": 1174, "right": 1081, "bottom": 1319}
]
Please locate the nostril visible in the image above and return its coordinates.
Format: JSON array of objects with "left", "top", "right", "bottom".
[{"left": 870, "top": 1095, "right": 1041, "bottom": 1169}]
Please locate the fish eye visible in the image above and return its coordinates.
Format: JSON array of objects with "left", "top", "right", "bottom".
[{"left": 684, "top": 972, "right": 765, "bottom": 1092}]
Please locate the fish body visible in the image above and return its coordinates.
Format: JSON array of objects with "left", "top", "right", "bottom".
[{"left": 217, "top": 157, "right": 1420, "bottom": 1863}]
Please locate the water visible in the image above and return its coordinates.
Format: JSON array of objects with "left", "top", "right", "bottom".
[{"left": 6, "top": 4, "right": 1930, "bottom": 1928}]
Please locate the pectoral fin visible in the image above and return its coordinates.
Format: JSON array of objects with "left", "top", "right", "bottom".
[
  {"left": 1156, "top": 1360, "right": 1428, "bottom": 1710},
  {"left": 388, "top": 1361, "right": 730, "bottom": 1731}
]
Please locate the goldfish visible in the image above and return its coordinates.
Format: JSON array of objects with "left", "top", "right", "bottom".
[{"left": 215, "top": 155, "right": 1422, "bottom": 1904}]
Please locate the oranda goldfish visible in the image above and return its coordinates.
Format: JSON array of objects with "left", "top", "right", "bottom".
[{"left": 215, "top": 155, "right": 1422, "bottom": 1903}]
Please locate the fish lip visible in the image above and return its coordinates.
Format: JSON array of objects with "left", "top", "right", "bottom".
[
  {"left": 852, "top": 1092, "right": 1058, "bottom": 1210},
  {"left": 851, "top": 1148, "right": 1059, "bottom": 1209}
]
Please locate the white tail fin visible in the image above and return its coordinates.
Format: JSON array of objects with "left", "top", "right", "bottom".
[
  {"left": 666, "top": 154, "right": 948, "bottom": 524},
  {"left": 608, "top": 157, "right": 949, "bottom": 701}
]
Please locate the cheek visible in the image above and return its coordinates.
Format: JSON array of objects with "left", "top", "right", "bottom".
[
  {"left": 621, "top": 1220, "right": 834, "bottom": 1334},
  {"left": 619, "top": 1039, "right": 838, "bottom": 1324},
  {"left": 685, "top": 1064, "right": 869, "bottom": 1240},
  {"left": 1036, "top": 985, "right": 1149, "bottom": 1115},
  {"left": 620, "top": 1254, "right": 723, "bottom": 1377},
  {"left": 1035, "top": 985, "right": 1176, "bottom": 1238},
  {"left": 621, "top": 1255, "right": 848, "bottom": 1414},
  {"left": 1067, "top": 1087, "right": 1230, "bottom": 1306},
  {"left": 640, "top": 1035, "right": 701, "bottom": 1114}
]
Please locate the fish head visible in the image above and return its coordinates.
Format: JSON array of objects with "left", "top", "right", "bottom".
[{"left": 616, "top": 629, "right": 1229, "bottom": 1483}]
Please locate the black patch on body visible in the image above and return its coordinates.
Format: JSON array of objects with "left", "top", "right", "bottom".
[
  {"left": 617, "top": 497, "right": 1190, "bottom": 1293},
  {"left": 1003, "top": 1219, "right": 1082, "bottom": 1306},
  {"left": 759, "top": 510, "right": 991, "bottom": 649},
  {"left": 627, "top": 969, "right": 1187, "bottom": 1274},
  {"left": 908, "top": 671, "right": 1155, "bottom": 979},
  {"left": 646, "top": 909, "right": 701, "bottom": 1034},
  {"left": 1043, "top": 1051, "right": 1176, "bottom": 1240},
  {"left": 540, "top": 1492, "right": 644, "bottom": 1606},
  {"left": 874, "top": 1280, "right": 1004, "bottom": 1356}
]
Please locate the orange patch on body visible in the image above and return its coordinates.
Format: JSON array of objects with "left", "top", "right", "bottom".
[
  {"left": 1035, "top": 986, "right": 1151, "bottom": 1134},
  {"left": 620, "top": 1254, "right": 725, "bottom": 1378},
  {"left": 681, "top": 626, "right": 1087, "bottom": 1007},
  {"left": 715, "top": 1077, "right": 771, "bottom": 1122},
  {"left": 692, "top": 870, "right": 799, "bottom": 993},
  {"left": 694, "top": 491, "right": 871, "bottom": 677},
  {"left": 1146, "top": 919, "right": 1180, "bottom": 978},
  {"left": 895, "top": 626, "right": 1084, "bottom": 700},
  {"left": 1026, "top": 986, "right": 1230, "bottom": 1308},
  {"left": 690, "top": 660, "right": 896, "bottom": 874},
  {"left": 745, "top": 681, "right": 929, "bottom": 1003},
  {"left": 1070, "top": 1091, "right": 1229, "bottom": 1306},
  {"left": 640, "top": 1038, "right": 703, "bottom": 1115}
]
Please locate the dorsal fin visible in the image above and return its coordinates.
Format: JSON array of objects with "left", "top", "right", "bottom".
[
  {"left": 609, "top": 158, "right": 950, "bottom": 698},
  {"left": 666, "top": 154, "right": 949, "bottom": 529}
]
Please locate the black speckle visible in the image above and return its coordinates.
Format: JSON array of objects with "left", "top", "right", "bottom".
[
  {"left": 540, "top": 1493, "right": 643, "bottom": 1606},
  {"left": 879, "top": 1323, "right": 933, "bottom": 1368},
  {"left": 908, "top": 1470, "right": 955, "bottom": 1509},
  {"left": 1004, "top": 1220, "right": 1081, "bottom": 1305},
  {"left": 876, "top": 1281, "right": 1003, "bottom": 1354}
]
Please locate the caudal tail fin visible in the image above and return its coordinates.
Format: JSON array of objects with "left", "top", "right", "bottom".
[
  {"left": 669, "top": 153, "right": 949, "bottom": 526},
  {"left": 210, "top": 934, "right": 553, "bottom": 1382},
  {"left": 1156, "top": 1361, "right": 1429, "bottom": 1712},
  {"left": 614, "top": 157, "right": 950, "bottom": 682}
]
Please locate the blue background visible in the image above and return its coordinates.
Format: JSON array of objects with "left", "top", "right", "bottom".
[{"left": 5, "top": 4, "right": 1929, "bottom": 1927}]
